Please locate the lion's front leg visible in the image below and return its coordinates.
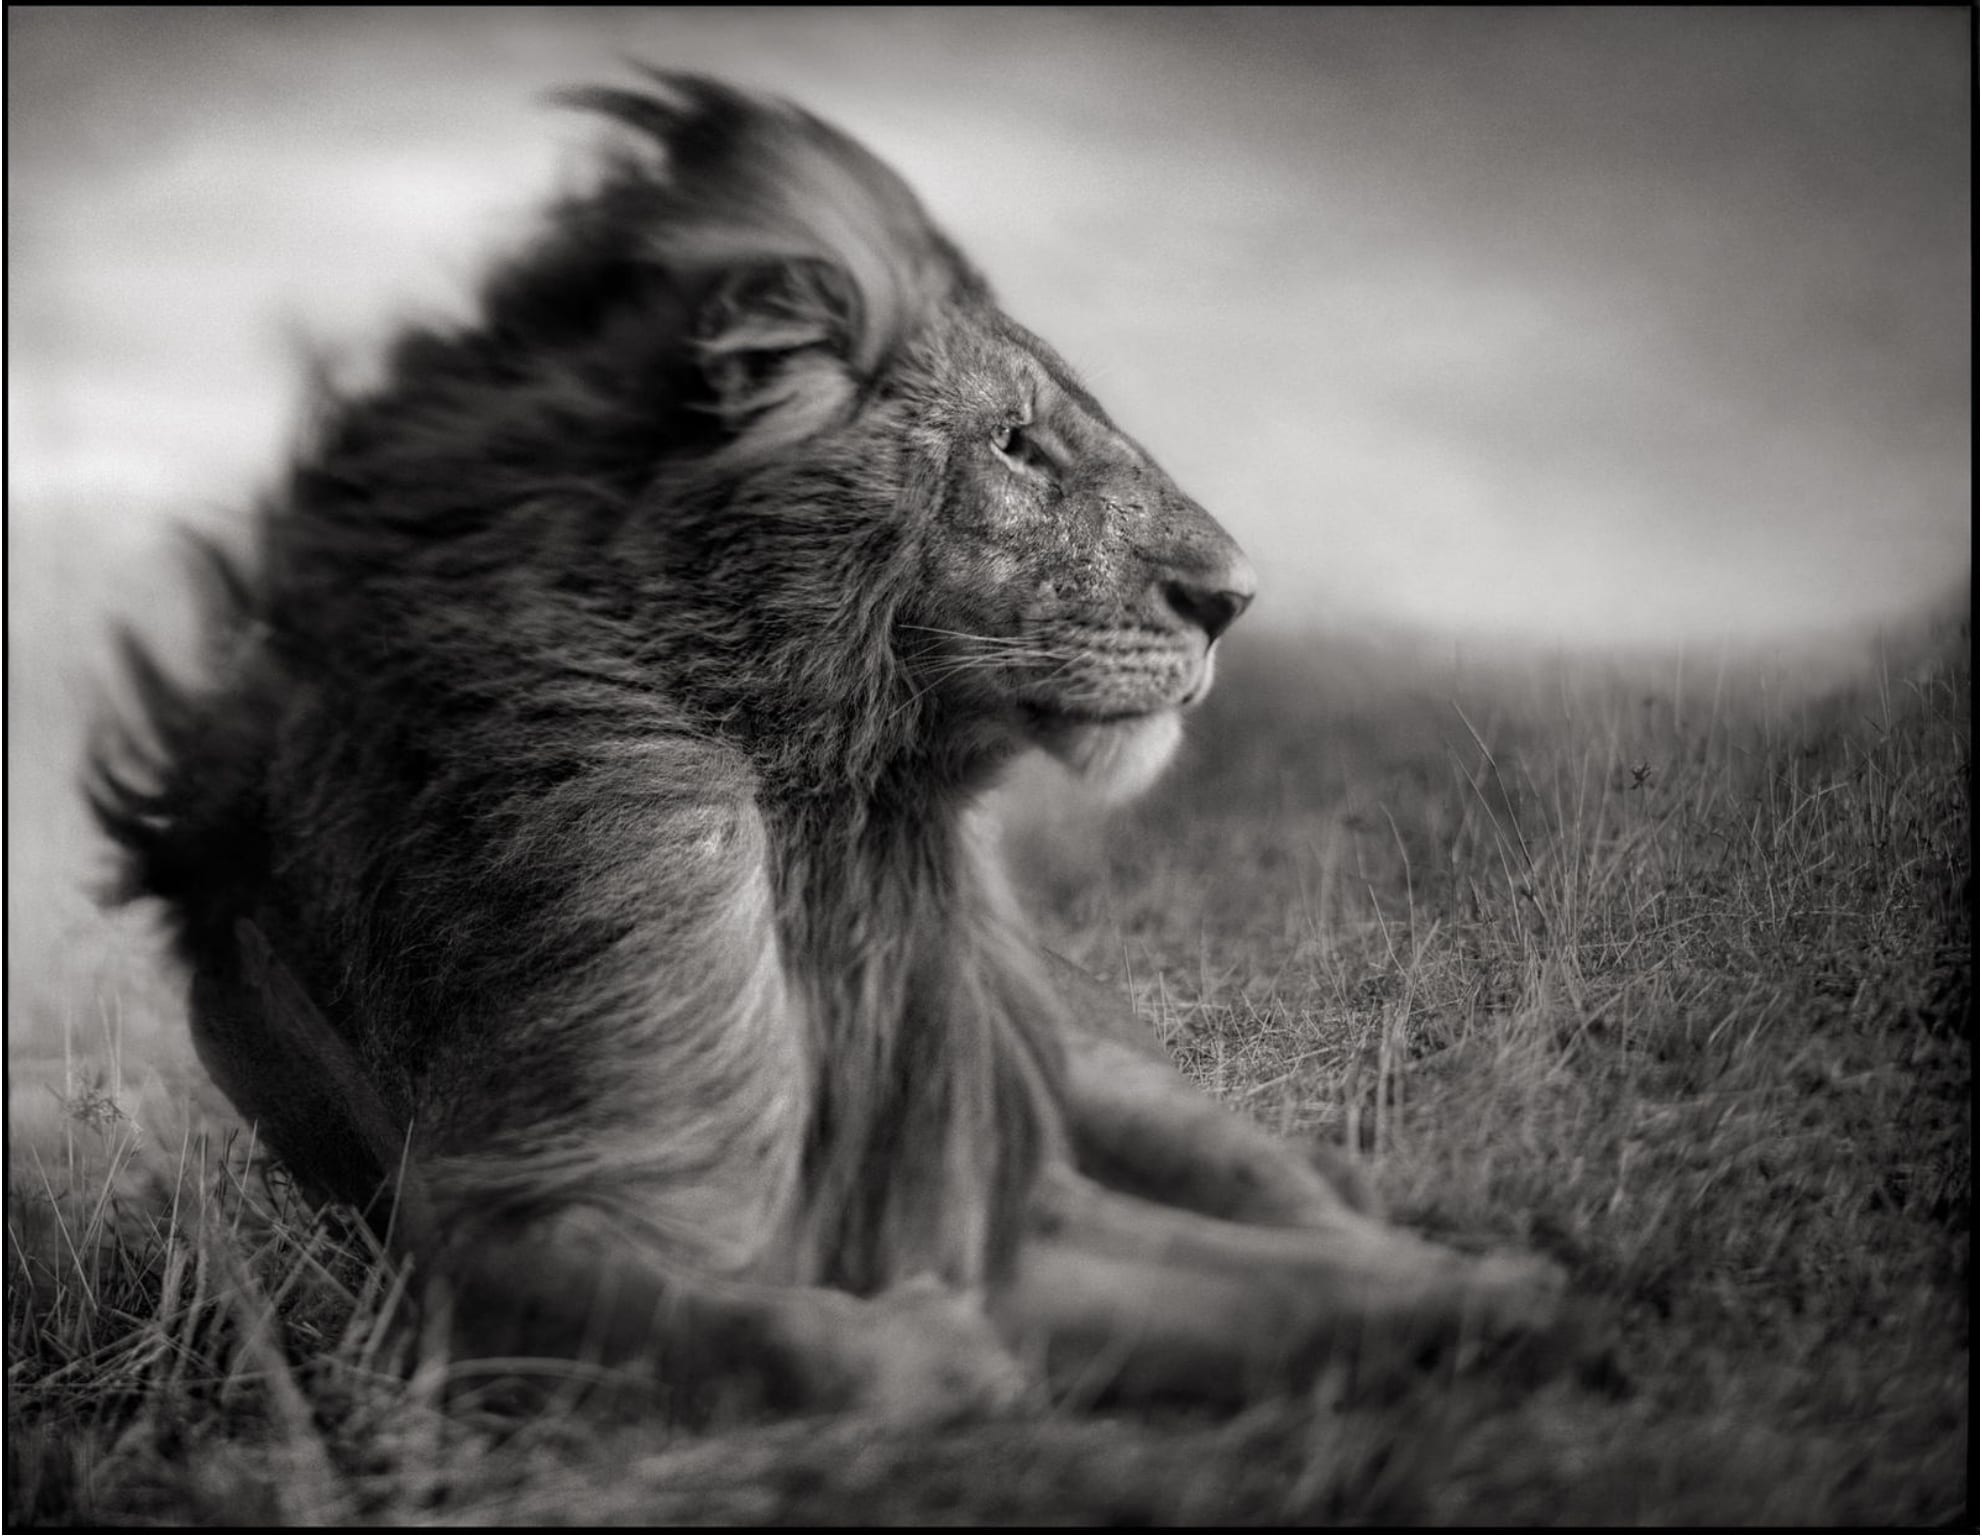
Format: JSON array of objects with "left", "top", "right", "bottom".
[
  {"left": 1046, "top": 951, "right": 1380, "bottom": 1227},
  {"left": 991, "top": 1166, "right": 1566, "bottom": 1405},
  {"left": 438, "top": 1221, "right": 1030, "bottom": 1421}
]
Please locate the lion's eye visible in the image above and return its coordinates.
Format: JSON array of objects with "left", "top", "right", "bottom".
[{"left": 992, "top": 421, "right": 1041, "bottom": 471}]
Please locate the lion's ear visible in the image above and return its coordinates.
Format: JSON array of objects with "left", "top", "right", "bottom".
[
  {"left": 565, "top": 71, "right": 984, "bottom": 408},
  {"left": 695, "top": 259, "right": 864, "bottom": 439}
]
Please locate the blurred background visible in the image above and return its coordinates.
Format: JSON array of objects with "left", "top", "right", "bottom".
[
  {"left": 4, "top": 8, "right": 1972, "bottom": 1100},
  {"left": 10, "top": 6, "right": 1972, "bottom": 643}
]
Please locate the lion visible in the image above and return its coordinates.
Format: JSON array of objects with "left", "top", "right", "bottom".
[{"left": 88, "top": 71, "right": 1566, "bottom": 1416}]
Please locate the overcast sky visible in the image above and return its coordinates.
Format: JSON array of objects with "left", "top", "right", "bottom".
[{"left": 8, "top": 7, "right": 1971, "bottom": 644}]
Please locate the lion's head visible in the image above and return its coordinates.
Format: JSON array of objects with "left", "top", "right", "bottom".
[{"left": 493, "top": 73, "right": 1260, "bottom": 804}]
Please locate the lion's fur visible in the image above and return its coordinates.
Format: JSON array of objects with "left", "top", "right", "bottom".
[{"left": 89, "top": 74, "right": 1071, "bottom": 1295}]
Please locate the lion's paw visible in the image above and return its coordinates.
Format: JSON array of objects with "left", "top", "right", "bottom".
[{"left": 844, "top": 1277, "right": 1034, "bottom": 1423}]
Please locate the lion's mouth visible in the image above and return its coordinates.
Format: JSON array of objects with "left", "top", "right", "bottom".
[
  {"left": 1018, "top": 673, "right": 1212, "bottom": 732},
  {"left": 1009, "top": 640, "right": 1215, "bottom": 739}
]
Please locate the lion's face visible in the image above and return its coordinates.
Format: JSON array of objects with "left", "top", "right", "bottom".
[
  {"left": 557, "top": 76, "right": 1252, "bottom": 798},
  {"left": 893, "top": 311, "right": 1256, "bottom": 799}
]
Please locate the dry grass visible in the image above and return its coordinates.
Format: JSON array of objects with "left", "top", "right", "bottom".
[{"left": 6, "top": 570, "right": 1972, "bottom": 1526}]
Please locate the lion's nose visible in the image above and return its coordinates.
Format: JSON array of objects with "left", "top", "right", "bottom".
[{"left": 1162, "top": 557, "right": 1257, "bottom": 641}]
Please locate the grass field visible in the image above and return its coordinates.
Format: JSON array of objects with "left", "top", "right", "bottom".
[{"left": 5, "top": 561, "right": 1973, "bottom": 1526}]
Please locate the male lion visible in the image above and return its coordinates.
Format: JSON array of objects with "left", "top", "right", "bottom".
[{"left": 90, "top": 72, "right": 1565, "bottom": 1415}]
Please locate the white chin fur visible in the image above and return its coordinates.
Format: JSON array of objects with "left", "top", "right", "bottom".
[{"left": 1039, "top": 710, "right": 1183, "bottom": 805}]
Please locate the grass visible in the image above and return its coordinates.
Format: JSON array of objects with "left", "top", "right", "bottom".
[{"left": 6, "top": 588, "right": 1973, "bottom": 1527}]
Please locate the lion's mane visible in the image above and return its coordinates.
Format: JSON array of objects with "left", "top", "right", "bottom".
[{"left": 89, "top": 74, "right": 1068, "bottom": 1294}]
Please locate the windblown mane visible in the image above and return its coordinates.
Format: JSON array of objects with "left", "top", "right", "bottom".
[
  {"left": 88, "top": 73, "right": 1062, "bottom": 1295},
  {"left": 561, "top": 73, "right": 986, "bottom": 378}
]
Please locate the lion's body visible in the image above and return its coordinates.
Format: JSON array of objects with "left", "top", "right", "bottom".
[{"left": 91, "top": 74, "right": 1567, "bottom": 1413}]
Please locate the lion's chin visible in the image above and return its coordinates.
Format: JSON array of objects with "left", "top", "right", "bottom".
[{"left": 1033, "top": 709, "right": 1183, "bottom": 806}]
